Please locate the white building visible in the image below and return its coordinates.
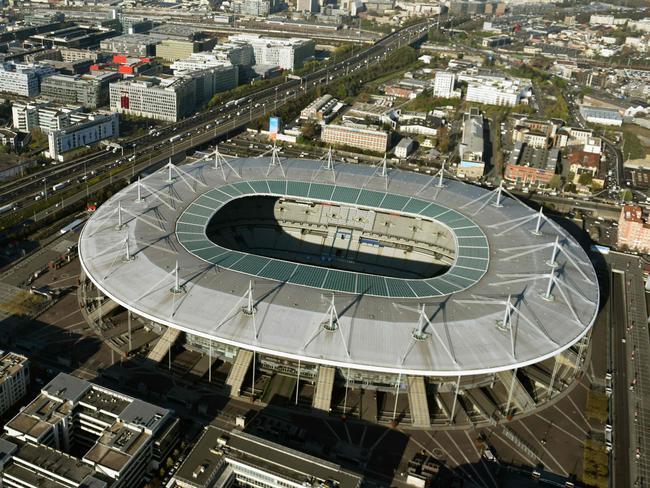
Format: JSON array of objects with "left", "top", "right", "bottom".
[
  {"left": 463, "top": 74, "right": 532, "bottom": 107},
  {"left": 110, "top": 67, "right": 238, "bottom": 122},
  {"left": 212, "top": 43, "right": 255, "bottom": 67},
  {"left": 433, "top": 71, "right": 458, "bottom": 99},
  {"left": 1, "top": 373, "right": 179, "bottom": 488},
  {"left": 0, "top": 62, "right": 56, "bottom": 97},
  {"left": 579, "top": 105, "right": 623, "bottom": 127},
  {"left": 395, "top": 137, "right": 416, "bottom": 158},
  {"left": 228, "top": 34, "right": 315, "bottom": 71},
  {"left": 173, "top": 426, "right": 361, "bottom": 488},
  {"left": 47, "top": 112, "right": 119, "bottom": 161},
  {"left": 0, "top": 352, "right": 29, "bottom": 417},
  {"left": 12, "top": 101, "right": 84, "bottom": 133},
  {"left": 171, "top": 53, "right": 236, "bottom": 75}
]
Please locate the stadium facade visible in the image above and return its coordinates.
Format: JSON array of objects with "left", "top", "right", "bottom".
[{"left": 78, "top": 154, "right": 599, "bottom": 427}]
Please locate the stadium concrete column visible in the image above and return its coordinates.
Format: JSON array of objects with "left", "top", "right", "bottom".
[
  {"left": 407, "top": 376, "right": 431, "bottom": 428},
  {"left": 313, "top": 366, "right": 335, "bottom": 412},
  {"left": 226, "top": 349, "right": 254, "bottom": 397},
  {"left": 548, "top": 357, "right": 559, "bottom": 399}
]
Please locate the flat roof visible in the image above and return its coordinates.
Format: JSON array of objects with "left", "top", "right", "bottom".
[
  {"left": 79, "top": 157, "right": 599, "bottom": 376},
  {"left": 174, "top": 426, "right": 361, "bottom": 488}
]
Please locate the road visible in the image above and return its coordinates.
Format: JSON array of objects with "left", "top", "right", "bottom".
[
  {"left": 611, "top": 270, "right": 631, "bottom": 488},
  {"left": 0, "top": 20, "right": 431, "bottom": 225},
  {"left": 609, "top": 251, "right": 650, "bottom": 487}
]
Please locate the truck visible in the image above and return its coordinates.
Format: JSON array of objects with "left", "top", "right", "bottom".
[
  {"left": 0, "top": 203, "right": 14, "bottom": 214},
  {"left": 52, "top": 181, "right": 69, "bottom": 192},
  {"left": 169, "top": 135, "right": 181, "bottom": 144}
]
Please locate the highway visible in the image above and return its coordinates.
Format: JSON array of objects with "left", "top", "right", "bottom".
[
  {"left": 0, "top": 20, "right": 431, "bottom": 225},
  {"left": 611, "top": 270, "right": 631, "bottom": 488}
]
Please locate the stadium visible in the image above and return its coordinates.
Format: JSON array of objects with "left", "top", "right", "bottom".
[{"left": 78, "top": 152, "right": 599, "bottom": 428}]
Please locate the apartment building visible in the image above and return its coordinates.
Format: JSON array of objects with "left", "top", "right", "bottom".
[
  {"left": 0, "top": 62, "right": 56, "bottom": 97},
  {"left": 173, "top": 426, "right": 361, "bottom": 488},
  {"left": 229, "top": 34, "right": 315, "bottom": 70},
  {"left": 322, "top": 122, "right": 390, "bottom": 153},
  {"left": 1, "top": 373, "right": 179, "bottom": 488},
  {"left": 40, "top": 72, "right": 119, "bottom": 108},
  {"left": 0, "top": 352, "right": 29, "bottom": 416},
  {"left": 47, "top": 112, "right": 119, "bottom": 161},
  {"left": 433, "top": 71, "right": 458, "bottom": 99},
  {"left": 232, "top": 0, "right": 280, "bottom": 16},
  {"left": 618, "top": 205, "right": 650, "bottom": 253},
  {"left": 505, "top": 141, "right": 559, "bottom": 186}
]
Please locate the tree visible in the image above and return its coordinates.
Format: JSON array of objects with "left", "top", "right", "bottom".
[
  {"left": 578, "top": 173, "right": 593, "bottom": 186},
  {"left": 301, "top": 121, "right": 318, "bottom": 140}
]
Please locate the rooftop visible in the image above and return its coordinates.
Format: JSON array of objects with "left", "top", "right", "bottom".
[{"left": 78, "top": 158, "right": 599, "bottom": 376}]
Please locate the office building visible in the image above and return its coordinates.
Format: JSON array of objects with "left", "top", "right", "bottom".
[
  {"left": 229, "top": 35, "right": 315, "bottom": 70},
  {"left": 322, "top": 122, "right": 390, "bottom": 153},
  {"left": 173, "top": 426, "right": 361, "bottom": 488},
  {"left": 463, "top": 74, "right": 532, "bottom": 107},
  {"left": 40, "top": 72, "right": 119, "bottom": 108},
  {"left": 171, "top": 53, "right": 237, "bottom": 75},
  {"left": 0, "top": 351, "right": 29, "bottom": 416},
  {"left": 212, "top": 43, "right": 255, "bottom": 67},
  {"left": 100, "top": 34, "right": 160, "bottom": 57},
  {"left": 433, "top": 71, "right": 458, "bottom": 99},
  {"left": 1, "top": 373, "right": 179, "bottom": 488},
  {"left": 47, "top": 112, "right": 119, "bottom": 161},
  {"left": 481, "top": 34, "right": 511, "bottom": 48},
  {"left": 156, "top": 38, "right": 218, "bottom": 62},
  {"left": 110, "top": 67, "right": 237, "bottom": 122},
  {"left": 0, "top": 62, "right": 56, "bottom": 97},
  {"left": 12, "top": 101, "right": 83, "bottom": 133}
]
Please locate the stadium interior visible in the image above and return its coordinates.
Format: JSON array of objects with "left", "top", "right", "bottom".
[{"left": 206, "top": 196, "right": 456, "bottom": 279}]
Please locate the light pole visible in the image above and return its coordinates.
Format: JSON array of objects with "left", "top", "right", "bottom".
[{"left": 43, "top": 178, "right": 47, "bottom": 201}]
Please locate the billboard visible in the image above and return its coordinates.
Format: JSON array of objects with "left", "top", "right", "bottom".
[{"left": 269, "top": 117, "right": 280, "bottom": 140}]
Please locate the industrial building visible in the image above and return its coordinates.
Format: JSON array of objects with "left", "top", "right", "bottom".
[
  {"left": 458, "top": 109, "right": 485, "bottom": 179},
  {"left": 78, "top": 157, "right": 598, "bottom": 428},
  {"left": 0, "top": 373, "right": 179, "bottom": 488},
  {"left": 579, "top": 105, "right": 623, "bottom": 126}
]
